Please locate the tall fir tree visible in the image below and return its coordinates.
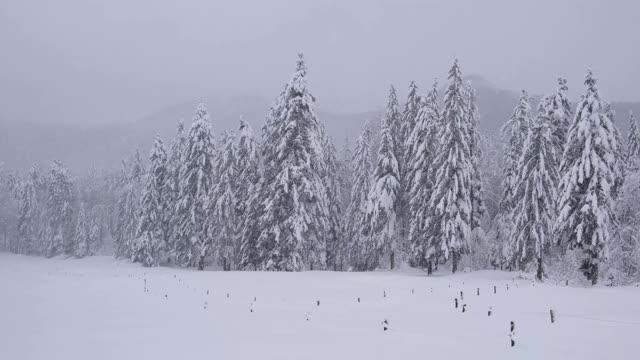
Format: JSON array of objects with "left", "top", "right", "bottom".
[
  {"left": 427, "top": 59, "right": 473, "bottom": 273},
  {"left": 542, "top": 78, "right": 573, "bottom": 163},
  {"left": 166, "top": 120, "right": 187, "bottom": 262},
  {"left": 346, "top": 123, "right": 373, "bottom": 271},
  {"left": 320, "top": 128, "right": 345, "bottom": 271},
  {"left": 401, "top": 81, "right": 421, "bottom": 169},
  {"left": 500, "top": 90, "right": 532, "bottom": 213},
  {"left": 555, "top": 69, "right": 620, "bottom": 285},
  {"left": 44, "top": 161, "right": 75, "bottom": 257},
  {"left": 210, "top": 131, "right": 238, "bottom": 270},
  {"left": 338, "top": 136, "right": 353, "bottom": 210},
  {"left": 236, "top": 118, "right": 262, "bottom": 270},
  {"left": 256, "top": 54, "right": 329, "bottom": 271},
  {"left": 175, "top": 103, "right": 216, "bottom": 270},
  {"left": 627, "top": 111, "right": 640, "bottom": 170},
  {"left": 464, "top": 82, "right": 485, "bottom": 230},
  {"left": 512, "top": 104, "right": 559, "bottom": 280},
  {"left": 363, "top": 94, "right": 401, "bottom": 270},
  {"left": 73, "top": 204, "right": 90, "bottom": 258},
  {"left": 494, "top": 90, "right": 532, "bottom": 268},
  {"left": 17, "top": 169, "right": 39, "bottom": 255},
  {"left": 407, "top": 80, "right": 441, "bottom": 273},
  {"left": 134, "top": 135, "right": 169, "bottom": 267}
]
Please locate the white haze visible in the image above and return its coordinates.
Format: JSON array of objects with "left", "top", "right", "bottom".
[{"left": 1, "top": 0, "right": 640, "bottom": 127}]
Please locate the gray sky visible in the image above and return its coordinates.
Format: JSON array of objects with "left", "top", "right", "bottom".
[{"left": 1, "top": 0, "right": 639, "bottom": 126}]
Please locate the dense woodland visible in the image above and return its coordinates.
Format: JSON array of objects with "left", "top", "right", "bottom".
[{"left": 2, "top": 55, "right": 639, "bottom": 285}]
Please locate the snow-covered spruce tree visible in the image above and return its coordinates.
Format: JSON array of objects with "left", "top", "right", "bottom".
[
  {"left": 165, "top": 120, "right": 187, "bottom": 263},
  {"left": 542, "top": 78, "right": 572, "bottom": 163},
  {"left": 346, "top": 123, "right": 373, "bottom": 271},
  {"left": 494, "top": 90, "right": 532, "bottom": 268},
  {"left": 512, "top": 104, "right": 559, "bottom": 280},
  {"left": 16, "top": 170, "right": 39, "bottom": 255},
  {"left": 73, "top": 204, "right": 90, "bottom": 258},
  {"left": 175, "top": 103, "right": 216, "bottom": 270},
  {"left": 44, "top": 161, "right": 75, "bottom": 257},
  {"left": 604, "top": 102, "right": 626, "bottom": 200},
  {"left": 427, "top": 59, "right": 473, "bottom": 273},
  {"left": 320, "top": 127, "right": 345, "bottom": 271},
  {"left": 464, "top": 82, "right": 485, "bottom": 230},
  {"left": 363, "top": 101, "right": 401, "bottom": 270},
  {"left": 256, "top": 54, "right": 329, "bottom": 271},
  {"left": 500, "top": 90, "right": 532, "bottom": 213},
  {"left": 627, "top": 111, "right": 640, "bottom": 169},
  {"left": 555, "top": 69, "right": 620, "bottom": 285},
  {"left": 113, "top": 152, "right": 145, "bottom": 259},
  {"left": 613, "top": 168, "right": 640, "bottom": 282},
  {"left": 396, "top": 82, "right": 419, "bottom": 261},
  {"left": 338, "top": 136, "right": 353, "bottom": 211},
  {"left": 401, "top": 81, "right": 421, "bottom": 169},
  {"left": 134, "top": 135, "right": 169, "bottom": 267},
  {"left": 407, "top": 80, "right": 441, "bottom": 273},
  {"left": 236, "top": 118, "right": 262, "bottom": 270},
  {"left": 210, "top": 131, "right": 238, "bottom": 271}
]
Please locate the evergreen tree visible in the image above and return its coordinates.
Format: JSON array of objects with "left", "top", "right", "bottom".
[
  {"left": 464, "top": 82, "right": 485, "bottom": 229},
  {"left": 73, "top": 204, "right": 90, "bottom": 258},
  {"left": 338, "top": 136, "right": 353, "bottom": 211},
  {"left": 407, "top": 80, "right": 440, "bottom": 273},
  {"left": 346, "top": 123, "right": 373, "bottom": 271},
  {"left": 627, "top": 111, "right": 640, "bottom": 167},
  {"left": 211, "top": 131, "right": 238, "bottom": 270},
  {"left": 320, "top": 128, "right": 344, "bottom": 271},
  {"left": 494, "top": 91, "right": 532, "bottom": 268},
  {"left": 512, "top": 104, "right": 559, "bottom": 280},
  {"left": 166, "top": 120, "right": 187, "bottom": 262},
  {"left": 236, "top": 118, "right": 262, "bottom": 270},
  {"left": 427, "top": 59, "right": 473, "bottom": 273},
  {"left": 17, "top": 170, "right": 39, "bottom": 255},
  {"left": 256, "top": 54, "right": 329, "bottom": 271},
  {"left": 134, "top": 135, "right": 169, "bottom": 267},
  {"left": 175, "top": 103, "right": 216, "bottom": 270},
  {"left": 544, "top": 78, "right": 572, "bottom": 162},
  {"left": 401, "top": 81, "right": 421, "bottom": 170},
  {"left": 363, "top": 98, "right": 401, "bottom": 270},
  {"left": 555, "top": 69, "right": 620, "bottom": 285},
  {"left": 44, "top": 161, "right": 75, "bottom": 257},
  {"left": 500, "top": 90, "right": 532, "bottom": 213}
]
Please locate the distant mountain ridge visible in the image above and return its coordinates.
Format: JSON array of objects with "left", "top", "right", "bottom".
[{"left": 2, "top": 80, "right": 639, "bottom": 173}]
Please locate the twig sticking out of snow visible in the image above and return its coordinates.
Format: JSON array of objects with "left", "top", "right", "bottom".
[
  {"left": 550, "top": 309, "right": 555, "bottom": 323},
  {"left": 509, "top": 321, "right": 516, "bottom": 347}
]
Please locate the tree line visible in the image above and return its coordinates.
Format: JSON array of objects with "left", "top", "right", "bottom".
[{"left": 2, "top": 55, "right": 639, "bottom": 285}]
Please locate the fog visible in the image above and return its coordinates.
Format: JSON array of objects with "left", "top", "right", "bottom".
[{"left": 1, "top": 0, "right": 639, "bottom": 127}]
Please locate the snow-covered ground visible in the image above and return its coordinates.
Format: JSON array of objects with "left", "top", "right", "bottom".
[{"left": 1, "top": 253, "right": 639, "bottom": 360}]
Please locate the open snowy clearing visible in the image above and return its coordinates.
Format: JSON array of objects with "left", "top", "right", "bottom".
[{"left": 1, "top": 253, "right": 639, "bottom": 360}]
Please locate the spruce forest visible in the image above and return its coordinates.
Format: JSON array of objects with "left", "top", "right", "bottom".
[{"left": 2, "top": 55, "right": 638, "bottom": 287}]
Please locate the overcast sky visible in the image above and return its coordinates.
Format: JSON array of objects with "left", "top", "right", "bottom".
[{"left": 1, "top": 0, "right": 639, "bottom": 126}]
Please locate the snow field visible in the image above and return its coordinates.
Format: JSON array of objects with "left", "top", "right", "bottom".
[{"left": 1, "top": 253, "right": 639, "bottom": 360}]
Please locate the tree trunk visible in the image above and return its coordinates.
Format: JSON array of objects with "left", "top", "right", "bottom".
[
  {"left": 591, "top": 263, "right": 599, "bottom": 285},
  {"left": 197, "top": 256, "right": 205, "bottom": 271},
  {"left": 390, "top": 251, "right": 395, "bottom": 270},
  {"left": 427, "top": 260, "right": 433, "bottom": 275},
  {"left": 451, "top": 250, "right": 459, "bottom": 273},
  {"left": 536, "top": 257, "right": 544, "bottom": 281}
]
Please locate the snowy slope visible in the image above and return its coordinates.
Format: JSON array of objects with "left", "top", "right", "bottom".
[{"left": 1, "top": 253, "right": 638, "bottom": 360}]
